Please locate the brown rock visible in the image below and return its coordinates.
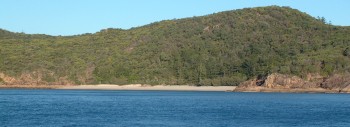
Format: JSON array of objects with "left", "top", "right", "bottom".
[
  {"left": 235, "top": 73, "right": 324, "bottom": 92},
  {"left": 321, "top": 73, "right": 350, "bottom": 92}
]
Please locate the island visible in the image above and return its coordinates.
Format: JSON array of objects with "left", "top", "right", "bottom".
[{"left": 0, "top": 6, "right": 349, "bottom": 93}]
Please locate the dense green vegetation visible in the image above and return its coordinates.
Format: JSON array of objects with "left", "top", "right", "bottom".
[{"left": 0, "top": 6, "right": 349, "bottom": 86}]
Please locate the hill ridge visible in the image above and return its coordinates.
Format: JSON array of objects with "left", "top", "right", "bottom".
[{"left": 0, "top": 6, "right": 334, "bottom": 37}]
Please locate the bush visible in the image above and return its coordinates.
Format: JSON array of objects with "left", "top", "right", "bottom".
[{"left": 0, "top": 78, "right": 4, "bottom": 85}]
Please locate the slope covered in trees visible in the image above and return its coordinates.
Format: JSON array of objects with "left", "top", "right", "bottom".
[{"left": 0, "top": 6, "right": 349, "bottom": 86}]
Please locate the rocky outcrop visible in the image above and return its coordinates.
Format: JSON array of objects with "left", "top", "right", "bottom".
[
  {"left": 0, "top": 73, "right": 18, "bottom": 85},
  {"left": 264, "top": 73, "right": 322, "bottom": 89},
  {"left": 321, "top": 73, "right": 350, "bottom": 92},
  {"left": 234, "top": 73, "right": 349, "bottom": 93},
  {"left": 0, "top": 72, "right": 74, "bottom": 86}
]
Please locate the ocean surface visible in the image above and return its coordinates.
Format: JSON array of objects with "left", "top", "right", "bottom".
[{"left": 1, "top": 90, "right": 350, "bottom": 127}]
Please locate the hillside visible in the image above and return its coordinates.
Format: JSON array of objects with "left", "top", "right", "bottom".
[{"left": 0, "top": 6, "right": 349, "bottom": 86}]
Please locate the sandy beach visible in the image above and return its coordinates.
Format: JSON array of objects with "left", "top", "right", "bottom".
[{"left": 58, "top": 84, "right": 236, "bottom": 91}]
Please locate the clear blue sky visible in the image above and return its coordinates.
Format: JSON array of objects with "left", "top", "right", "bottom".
[{"left": 1, "top": 0, "right": 349, "bottom": 36}]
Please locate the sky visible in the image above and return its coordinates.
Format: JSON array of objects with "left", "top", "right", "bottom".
[{"left": 1, "top": 0, "right": 349, "bottom": 36}]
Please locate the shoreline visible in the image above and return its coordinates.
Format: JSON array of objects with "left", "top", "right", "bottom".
[
  {"left": 0, "top": 85, "right": 62, "bottom": 89},
  {"left": 1, "top": 84, "right": 348, "bottom": 93},
  {"left": 233, "top": 86, "right": 348, "bottom": 93},
  {"left": 0, "top": 84, "right": 236, "bottom": 92},
  {"left": 58, "top": 84, "right": 236, "bottom": 92}
]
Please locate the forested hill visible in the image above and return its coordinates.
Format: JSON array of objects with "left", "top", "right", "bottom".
[{"left": 0, "top": 6, "right": 349, "bottom": 86}]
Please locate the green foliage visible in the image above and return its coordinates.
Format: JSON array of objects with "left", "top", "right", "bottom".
[
  {"left": 344, "top": 47, "right": 350, "bottom": 57},
  {"left": 0, "top": 6, "right": 350, "bottom": 85},
  {"left": 0, "top": 77, "right": 4, "bottom": 85}
]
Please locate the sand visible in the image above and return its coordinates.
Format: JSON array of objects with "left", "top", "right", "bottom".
[{"left": 58, "top": 84, "right": 237, "bottom": 91}]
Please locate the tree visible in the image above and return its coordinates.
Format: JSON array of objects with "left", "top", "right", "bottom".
[{"left": 343, "top": 47, "right": 349, "bottom": 57}]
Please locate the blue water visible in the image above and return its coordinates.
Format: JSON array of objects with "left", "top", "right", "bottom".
[{"left": 1, "top": 90, "right": 350, "bottom": 127}]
